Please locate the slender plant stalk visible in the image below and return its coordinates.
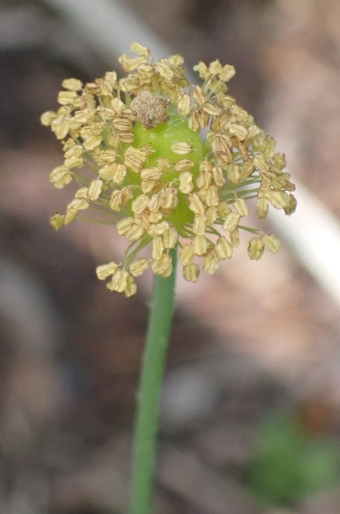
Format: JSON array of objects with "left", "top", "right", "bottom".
[{"left": 129, "top": 247, "right": 177, "bottom": 514}]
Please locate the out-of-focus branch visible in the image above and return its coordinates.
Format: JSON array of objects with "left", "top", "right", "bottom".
[
  {"left": 269, "top": 179, "right": 340, "bottom": 306},
  {"left": 41, "top": 0, "right": 171, "bottom": 63}
]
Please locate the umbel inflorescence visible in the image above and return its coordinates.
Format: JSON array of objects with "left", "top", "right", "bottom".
[{"left": 41, "top": 42, "right": 296, "bottom": 296}]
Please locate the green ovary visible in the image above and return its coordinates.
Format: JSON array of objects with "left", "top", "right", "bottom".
[
  {"left": 167, "top": 191, "right": 194, "bottom": 233},
  {"left": 133, "top": 115, "right": 205, "bottom": 230},
  {"left": 133, "top": 115, "right": 205, "bottom": 171}
]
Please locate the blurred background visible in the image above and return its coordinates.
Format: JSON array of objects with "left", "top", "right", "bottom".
[{"left": 1, "top": 0, "right": 340, "bottom": 513}]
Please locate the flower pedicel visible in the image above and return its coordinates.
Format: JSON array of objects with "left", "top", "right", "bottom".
[{"left": 41, "top": 42, "right": 296, "bottom": 296}]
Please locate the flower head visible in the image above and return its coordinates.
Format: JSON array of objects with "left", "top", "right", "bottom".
[{"left": 41, "top": 43, "right": 296, "bottom": 296}]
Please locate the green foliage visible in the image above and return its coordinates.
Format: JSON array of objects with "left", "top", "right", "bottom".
[{"left": 245, "top": 412, "right": 340, "bottom": 507}]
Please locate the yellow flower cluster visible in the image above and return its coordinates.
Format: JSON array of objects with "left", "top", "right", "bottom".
[{"left": 41, "top": 42, "right": 296, "bottom": 296}]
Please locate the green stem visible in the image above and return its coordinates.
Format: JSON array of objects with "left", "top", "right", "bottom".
[{"left": 129, "top": 247, "right": 177, "bottom": 514}]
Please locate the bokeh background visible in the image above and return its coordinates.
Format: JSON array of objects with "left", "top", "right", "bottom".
[{"left": 1, "top": 0, "right": 340, "bottom": 513}]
